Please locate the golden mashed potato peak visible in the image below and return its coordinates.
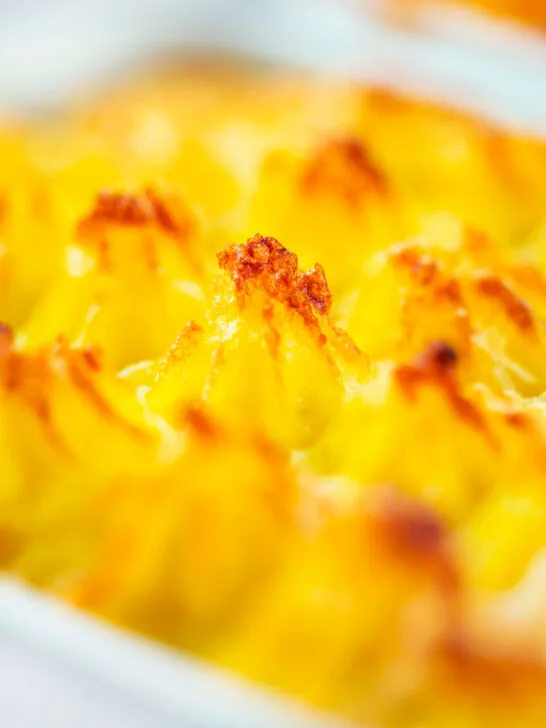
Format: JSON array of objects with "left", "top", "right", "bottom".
[{"left": 218, "top": 233, "right": 333, "bottom": 330}]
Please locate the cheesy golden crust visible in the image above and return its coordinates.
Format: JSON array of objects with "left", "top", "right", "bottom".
[{"left": 3, "top": 61, "right": 546, "bottom": 726}]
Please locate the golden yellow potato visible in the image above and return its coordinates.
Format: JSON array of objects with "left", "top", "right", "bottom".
[{"left": 3, "top": 61, "right": 546, "bottom": 727}]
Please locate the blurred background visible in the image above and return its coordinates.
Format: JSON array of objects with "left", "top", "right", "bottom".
[{"left": 1, "top": 0, "right": 546, "bottom": 134}]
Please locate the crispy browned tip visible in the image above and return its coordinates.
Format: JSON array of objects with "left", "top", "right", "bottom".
[
  {"left": 396, "top": 341, "right": 491, "bottom": 441},
  {"left": 392, "top": 247, "right": 474, "bottom": 356},
  {"left": 78, "top": 189, "right": 161, "bottom": 231},
  {"left": 476, "top": 275, "right": 536, "bottom": 335},
  {"left": 300, "top": 136, "right": 389, "bottom": 210},
  {"left": 1, "top": 341, "right": 148, "bottom": 450},
  {"left": 78, "top": 187, "right": 194, "bottom": 235},
  {"left": 77, "top": 187, "right": 200, "bottom": 273},
  {"left": 217, "top": 234, "right": 332, "bottom": 334},
  {"left": 393, "top": 247, "right": 469, "bottom": 309}
]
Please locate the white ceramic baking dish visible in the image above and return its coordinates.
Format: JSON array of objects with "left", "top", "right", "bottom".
[{"left": 0, "top": 579, "right": 354, "bottom": 728}]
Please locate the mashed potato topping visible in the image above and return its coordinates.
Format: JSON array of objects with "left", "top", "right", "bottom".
[{"left": 2, "top": 62, "right": 546, "bottom": 726}]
